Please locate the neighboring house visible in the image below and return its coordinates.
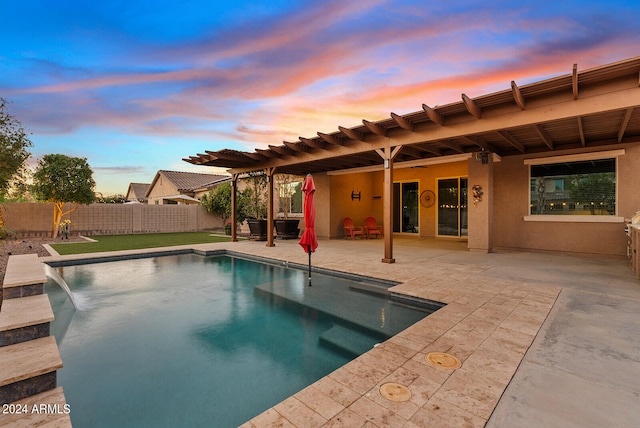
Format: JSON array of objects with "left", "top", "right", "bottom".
[
  {"left": 125, "top": 183, "right": 150, "bottom": 203},
  {"left": 146, "top": 170, "right": 229, "bottom": 205},
  {"left": 185, "top": 56, "right": 640, "bottom": 261}
]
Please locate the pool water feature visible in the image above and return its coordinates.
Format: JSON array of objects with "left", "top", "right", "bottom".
[{"left": 46, "top": 253, "right": 440, "bottom": 427}]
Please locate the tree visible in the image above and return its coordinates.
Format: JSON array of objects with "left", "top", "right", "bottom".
[
  {"left": 32, "top": 154, "right": 96, "bottom": 237},
  {"left": 201, "top": 182, "right": 254, "bottom": 226},
  {"left": 0, "top": 98, "right": 32, "bottom": 232},
  {"left": 244, "top": 172, "right": 267, "bottom": 219}
]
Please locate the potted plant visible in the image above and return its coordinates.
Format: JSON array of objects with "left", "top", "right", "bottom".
[{"left": 274, "top": 174, "right": 301, "bottom": 239}]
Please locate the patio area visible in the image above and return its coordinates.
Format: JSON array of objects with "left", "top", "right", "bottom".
[{"left": 40, "top": 235, "right": 640, "bottom": 427}]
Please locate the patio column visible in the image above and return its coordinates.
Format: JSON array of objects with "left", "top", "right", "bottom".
[
  {"left": 266, "top": 167, "right": 276, "bottom": 247},
  {"left": 467, "top": 154, "right": 494, "bottom": 253},
  {"left": 231, "top": 174, "right": 238, "bottom": 242},
  {"left": 376, "top": 144, "right": 402, "bottom": 263}
]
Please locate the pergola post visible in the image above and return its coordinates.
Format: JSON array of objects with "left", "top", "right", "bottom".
[
  {"left": 376, "top": 144, "right": 402, "bottom": 263},
  {"left": 266, "top": 167, "right": 276, "bottom": 247},
  {"left": 230, "top": 173, "right": 238, "bottom": 242}
]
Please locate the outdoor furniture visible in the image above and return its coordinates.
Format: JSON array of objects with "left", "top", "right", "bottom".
[
  {"left": 274, "top": 219, "right": 300, "bottom": 239},
  {"left": 343, "top": 217, "right": 364, "bottom": 240},
  {"left": 364, "top": 216, "right": 383, "bottom": 239}
]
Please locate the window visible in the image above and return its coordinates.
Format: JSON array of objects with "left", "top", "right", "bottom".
[
  {"left": 277, "top": 180, "right": 303, "bottom": 215},
  {"left": 529, "top": 157, "right": 616, "bottom": 216}
]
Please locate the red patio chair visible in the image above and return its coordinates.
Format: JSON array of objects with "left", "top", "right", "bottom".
[
  {"left": 364, "top": 216, "right": 383, "bottom": 239},
  {"left": 343, "top": 217, "right": 364, "bottom": 240}
]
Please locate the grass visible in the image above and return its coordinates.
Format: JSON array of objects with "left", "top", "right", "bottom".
[{"left": 50, "top": 232, "right": 235, "bottom": 255}]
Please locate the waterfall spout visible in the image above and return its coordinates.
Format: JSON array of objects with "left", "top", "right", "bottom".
[{"left": 44, "top": 264, "right": 78, "bottom": 310}]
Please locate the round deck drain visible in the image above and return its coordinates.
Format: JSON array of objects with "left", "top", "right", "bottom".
[
  {"left": 379, "top": 383, "right": 411, "bottom": 402},
  {"left": 425, "top": 352, "right": 461, "bottom": 369}
]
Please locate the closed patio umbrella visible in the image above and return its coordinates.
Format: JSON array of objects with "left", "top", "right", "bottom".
[{"left": 298, "top": 174, "right": 318, "bottom": 286}]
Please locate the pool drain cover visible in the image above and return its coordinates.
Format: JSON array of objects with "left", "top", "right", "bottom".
[
  {"left": 425, "top": 352, "right": 461, "bottom": 369},
  {"left": 379, "top": 383, "right": 411, "bottom": 402}
]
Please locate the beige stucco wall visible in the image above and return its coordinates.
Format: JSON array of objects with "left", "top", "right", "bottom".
[
  {"left": 313, "top": 142, "right": 640, "bottom": 256},
  {"left": 492, "top": 143, "right": 640, "bottom": 256},
  {"left": 1, "top": 203, "right": 223, "bottom": 237}
]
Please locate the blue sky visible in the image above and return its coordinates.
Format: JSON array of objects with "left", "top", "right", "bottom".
[{"left": 2, "top": 0, "right": 639, "bottom": 194}]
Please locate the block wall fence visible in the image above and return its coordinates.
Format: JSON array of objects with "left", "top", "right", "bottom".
[{"left": 1, "top": 203, "right": 224, "bottom": 238}]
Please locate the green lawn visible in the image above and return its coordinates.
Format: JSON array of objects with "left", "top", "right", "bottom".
[{"left": 50, "top": 232, "right": 235, "bottom": 255}]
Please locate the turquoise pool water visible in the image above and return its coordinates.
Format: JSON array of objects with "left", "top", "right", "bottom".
[{"left": 46, "top": 253, "right": 438, "bottom": 427}]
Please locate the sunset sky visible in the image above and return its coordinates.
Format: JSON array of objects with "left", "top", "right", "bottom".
[{"left": 2, "top": 0, "right": 639, "bottom": 194}]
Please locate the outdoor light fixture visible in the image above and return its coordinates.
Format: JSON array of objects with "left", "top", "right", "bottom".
[
  {"left": 475, "top": 150, "right": 490, "bottom": 164},
  {"left": 351, "top": 190, "right": 361, "bottom": 200}
]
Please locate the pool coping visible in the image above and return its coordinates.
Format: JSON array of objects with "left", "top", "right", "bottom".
[{"left": 39, "top": 242, "right": 560, "bottom": 427}]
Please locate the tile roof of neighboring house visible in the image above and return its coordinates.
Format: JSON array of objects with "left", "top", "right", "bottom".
[
  {"left": 151, "top": 170, "right": 229, "bottom": 194},
  {"left": 127, "top": 183, "right": 150, "bottom": 200}
]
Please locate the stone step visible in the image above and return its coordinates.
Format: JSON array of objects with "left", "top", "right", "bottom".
[
  {"left": 0, "top": 295, "right": 54, "bottom": 347},
  {"left": 319, "top": 324, "right": 382, "bottom": 357},
  {"left": 2, "top": 254, "right": 47, "bottom": 300},
  {"left": 0, "top": 336, "right": 63, "bottom": 404},
  {"left": 0, "top": 387, "right": 71, "bottom": 427}
]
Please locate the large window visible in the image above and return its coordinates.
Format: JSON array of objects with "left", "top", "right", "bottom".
[{"left": 529, "top": 157, "right": 616, "bottom": 216}]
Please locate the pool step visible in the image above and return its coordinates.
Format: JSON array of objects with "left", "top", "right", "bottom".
[
  {"left": 0, "top": 336, "right": 63, "bottom": 404},
  {"left": 0, "top": 387, "right": 71, "bottom": 427},
  {"left": 1, "top": 253, "right": 67, "bottom": 416},
  {"left": 319, "top": 325, "right": 381, "bottom": 357},
  {"left": 0, "top": 295, "right": 54, "bottom": 346}
]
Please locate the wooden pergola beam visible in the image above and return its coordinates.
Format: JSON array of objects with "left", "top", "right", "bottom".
[
  {"left": 283, "top": 140, "right": 307, "bottom": 152},
  {"left": 577, "top": 117, "right": 586, "bottom": 146},
  {"left": 497, "top": 130, "right": 526, "bottom": 153},
  {"left": 618, "top": 108, "right": 634, "bottom": 143},
  {"left": 299, "top": 136, "right": 324, "bottom": 149},
  {"left": 422, "top": 104, "right": 444, "bottom": 125},
  {"left": 462, "top": 93, "right": 482, "bottom": 119},
  {"left": 535, "top": 125, "right": 554, "bottom": 149},
  {"left": 317, "top": 132, "right": 342, "bottom": 146},
  {"left": 390, "top": 112, "right": 414, "bottom": 131},
  {"left": 511, "top": 81, "right": 526, "bottom": 110},
  {"left": 438, "top": 140, "right": 465, "bottom": 154},
  {"left": 572, "top": 63, "right": 579, "bottom": 100},
  {"left": 338, "top": 125, "right": 365, "bottom": 141},
  {"left": 363, "top": 119, "right": 387, "bottom": 137},
  {"left": 268, "top": 145, "right": 291, "bottom": 156},
  {"left": 463, "top": 135, "right": 496, "bottom": 153}
]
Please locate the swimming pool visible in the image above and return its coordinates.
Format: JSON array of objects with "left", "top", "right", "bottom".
[{"left": 46, "top": 253, "right": 440, "bottom": 427}]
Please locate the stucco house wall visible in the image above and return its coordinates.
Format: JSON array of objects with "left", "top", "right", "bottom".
[
  {"left": 314, "top": 142, "right": 639, "bottom": 256},
  {"left": 492, "top": 143, "right": 640, "bottom": 256}
]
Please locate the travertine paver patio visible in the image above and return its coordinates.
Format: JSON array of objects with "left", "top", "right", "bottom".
[{"left": 39, "top": 236, "right": 640, "bottom": 427}]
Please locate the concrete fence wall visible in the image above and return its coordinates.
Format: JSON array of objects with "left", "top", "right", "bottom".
[{"left": 1, "top": 202, "right": 223, "bottom": 237}]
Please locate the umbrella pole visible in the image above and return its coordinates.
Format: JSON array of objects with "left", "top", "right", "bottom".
[{"left": 307, "top": 245, "right": 312, "bottom": 286}]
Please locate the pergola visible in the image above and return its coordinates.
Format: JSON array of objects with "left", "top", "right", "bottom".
[{"left": 185, "top": 56, "right": 640, "bottom": 262}]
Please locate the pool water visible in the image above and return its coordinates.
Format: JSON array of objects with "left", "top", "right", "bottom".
[{"left": 46, "top": 254, "right": 437, "bottom": 427}]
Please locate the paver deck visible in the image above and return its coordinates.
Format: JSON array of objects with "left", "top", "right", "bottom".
[{"left": 39, "top": 236, "right": 640, "bottom": 427}]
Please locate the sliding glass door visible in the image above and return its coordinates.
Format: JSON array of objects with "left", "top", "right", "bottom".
[
  {"left": 437, "top": 177, "right": 468, "bottom": 237},
  {"left": 392, "top": 182, "right": 419, "bottom": 233}
]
